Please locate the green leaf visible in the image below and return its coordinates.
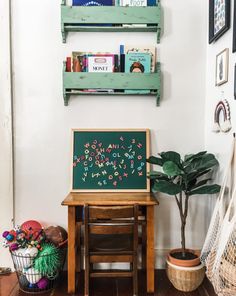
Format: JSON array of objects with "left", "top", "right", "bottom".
[
  {"left": 184, "top": 151, "right": 207, "bottom": 162},
  {"left": 163, "top": 161, "right": 182, "bottom": 177},
  {"left": 146, "top": 156, "right": 163, "bottom": 166},
  {"left": 190, "top": 178, "right": 212, "bottom": 190},
  {"left": 147, "top": 171, "right": 169, "bottom": 180},
  {"left": 159, "top": 151, "right": 181, "bottom": 165},
  {"left": 185, "top": 154, "right": 219, "bottom": 173},
  {"left": 153, "top": 180, "right": 182, "bottom": 195},
  {"left": 189, "top": 184, "right": 221, "bottom": 195},
  {"left": 186, "top": 169, "right": 211, "bottom": 182}
]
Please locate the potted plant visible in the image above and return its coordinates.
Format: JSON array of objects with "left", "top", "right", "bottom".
[{"left": 147, "top": 151, "right": 220, "bottom": 291}]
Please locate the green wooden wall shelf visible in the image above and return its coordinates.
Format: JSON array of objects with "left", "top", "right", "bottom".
[
  {"left": 61, "top": 0, "right": 161, "bottom": 43},
  {"left": 63, "top": 61, "right": 161, "bottom": 106}
]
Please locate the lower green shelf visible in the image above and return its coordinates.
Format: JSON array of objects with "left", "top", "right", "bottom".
[{"left": 63, "top": 62, "right": 161, "bottom": 106}]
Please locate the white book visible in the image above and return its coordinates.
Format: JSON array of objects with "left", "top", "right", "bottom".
[
  {"left": 120, "top": 0, "right": 147, "bottom": 6},
  {"left": 87, "top": 56, "right": 114, "bottom": 73}
]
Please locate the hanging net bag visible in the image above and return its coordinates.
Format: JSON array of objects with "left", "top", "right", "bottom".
[
  {"left": 205, "top": 190, "right": 236, "bottom": 296},
  {"left": 200, "top": 141, "right": 235, "bottom": 264},
  {"left": 200, "top": 140, "right": 236, "bottom": 296}
]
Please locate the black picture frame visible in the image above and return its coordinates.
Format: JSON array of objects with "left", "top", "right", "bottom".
[
  {"left": 209, "top": 0, "right": 230, "bottom": 44},
  {"left": 233, "top": 0, "right": 236, "bottom": 52},
  {"left": 234, "top": 64, "right": 236, "bottom": 99}
]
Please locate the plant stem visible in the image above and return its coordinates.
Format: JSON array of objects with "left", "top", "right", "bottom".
[{"left": 180, "top": 193, "right": 189, "bottom": 254}]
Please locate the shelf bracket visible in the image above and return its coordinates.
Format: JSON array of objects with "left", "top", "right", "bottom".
[
  {"left": 64, "top": 93, "right": 69, "bottom": 106},
  {"left": 63, "top": 60, "right": 69, "bottom": 105},
  {"left": 157, "top": 28, "right": 161, "bottom": 44},
  {"left": 61, "top": 0, "right": 67, "bottom": 43},
  {"left": 156, "top": 89, "right": 160, "bottom": 106},
  {"left": 61, "top": 26, "right": 66, "bottom": 43}
]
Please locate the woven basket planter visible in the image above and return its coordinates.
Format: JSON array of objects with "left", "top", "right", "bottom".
[{"left": 166, "top": 260, "right": 205, "bottom": 292}]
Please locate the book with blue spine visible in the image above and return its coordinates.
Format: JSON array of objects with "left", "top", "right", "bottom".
[
  {"left": 72, "top": 0, "right": 112, "bottom": 5},
  {"left": 72, "top": 0, "right": 113, "bottom": 26},
  {"left": 125, "top": 52, "right": 151, "bottom": 94}
]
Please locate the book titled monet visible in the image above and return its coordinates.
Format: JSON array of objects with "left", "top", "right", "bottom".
[
  {"left": 87, "top": 55, "right": 115, "bottom": 72},
  {"left": 125, "top": 52, "right": 151, "bottom": 94}
]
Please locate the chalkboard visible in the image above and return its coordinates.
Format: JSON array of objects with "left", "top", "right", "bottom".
[{"left": 71, "top": 129, "right": 150, "bottom": 192}]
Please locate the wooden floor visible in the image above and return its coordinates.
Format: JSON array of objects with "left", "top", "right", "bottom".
[{"left": 0, "top": 270, "right": 217, "bottom": 296}]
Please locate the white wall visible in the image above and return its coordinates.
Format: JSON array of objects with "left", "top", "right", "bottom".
[
  {"left": 9, "top": 0, "right": 207, "bottom": 267},
  {"left": 205, "top": 1, "right": 236, "bottom": 182},
  {"left": 0, "top": 0, "right": 14, "bottom": 267}
]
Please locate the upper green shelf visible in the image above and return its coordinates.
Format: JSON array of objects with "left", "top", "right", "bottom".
[{"left": 61, "top": 1, "right": 161, "bottom": 43}]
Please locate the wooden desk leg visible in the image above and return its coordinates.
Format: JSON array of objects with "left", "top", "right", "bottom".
[
  {"left": 147, "top": 205, "right": 154, "bottom": 294},
  {"left": 68, "top": 206, "right": 76, "bottom": 294}
]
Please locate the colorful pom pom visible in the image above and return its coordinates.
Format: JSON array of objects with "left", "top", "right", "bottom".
[
  {"left": 9, "top": 243, "right": 19, "bottom": 251},
  {"left": 34, "top": 243, "right": 61, "bottom": 276},
  {"left": 37, "top": 277, "right": 49, "bottom": 289},
  {"left": 6, "top": 234, "right": 14, "bottom": 241},
  {"left": 2, "top": 231, "right": 9, "bottom": 238}
]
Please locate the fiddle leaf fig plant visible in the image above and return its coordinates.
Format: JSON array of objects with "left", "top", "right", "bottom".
[{"left": 147, "top": 151, "right": 220, "bottom": 255}]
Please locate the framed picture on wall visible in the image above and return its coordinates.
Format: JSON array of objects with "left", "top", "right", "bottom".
[
  {"left": 215, "top": 48, "right": 229, "bottom": 86},
  {"left": 234, "top": 64, "right": 236, "bottom": 99},
  {"left": 233, "top": 0, "right": 236, "bottom": 52},
  {"left": 209, "top": 0, "right": 230, "bottom": 44}
]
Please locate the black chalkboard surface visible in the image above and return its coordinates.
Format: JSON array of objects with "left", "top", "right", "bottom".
[{"left": 71, "top": 129, "right": 150, "bottom": 192}]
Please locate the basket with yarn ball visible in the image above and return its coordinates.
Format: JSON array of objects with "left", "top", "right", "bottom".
[{"left": 2, "top": 220, "right": 67, "bottom": 294}]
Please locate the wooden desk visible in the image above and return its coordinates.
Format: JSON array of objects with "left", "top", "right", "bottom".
[{"left": 62, "top": 192, "right": 158, "bottom": 294}]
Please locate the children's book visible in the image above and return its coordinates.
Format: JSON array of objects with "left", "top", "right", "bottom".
[
  {"left": 119, "top": 0, "right": 147, "bottom": 6},
  {"left": 125, "top": 52, "right": 151, "bottom": 94},
  {"left": 118, "top": 0, "right": 156, "bottom": 5},
  {"left": 72, "top": 0, "right": 113, "bottom": 26},
  {"left": 120, "top": 0, "right": 147, "bottom": 27},
  {"left": 124, "top": 45, "right": 156, "bottom": 72},
  {"left": 71, "top": 51, "right": 90, "bottom": 72},
  {"left": 86, "top": 54, "right": 118, "bottom": 92},
  {"left": 73, "top": 0, "right": 112, "bottom": 5},
  {"left": 87, "top": 54, "right": 115, "bottom": 72}
]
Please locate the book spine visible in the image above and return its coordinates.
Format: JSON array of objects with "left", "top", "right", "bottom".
[
  {"left": 120, "top": 54, "right": 125, "bottom": 72},
  {"left": 114, "top": 54, "right": 119, "bottom": 72},
  {"left": 120, "top": 45, "right": 125, "bottom": 72},
  {"left": 66, "top": 57, "right": 71, "bottom": 72}
]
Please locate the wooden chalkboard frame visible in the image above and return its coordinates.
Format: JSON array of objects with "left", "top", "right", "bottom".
[{"left": 70, "top": 129, "right": 150, "bottom": 192}]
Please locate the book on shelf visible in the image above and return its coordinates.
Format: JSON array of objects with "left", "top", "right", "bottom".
[
  {"left": 71, "top": 0, "right": 113, "bottom": 27},
  {"left": 118, "top": 0, "right": 156, "bottom": 5},
  {"left": 87, "top": 54, "right": 116, "bottom": 72},
  {"left": 86, "top": 54, "right": 118, "bottom": 92},
  {"left": 72, "top": 0, "right": 113, "bottom": 5},
  {"left": 124, "top": 45, "right": 156, "bottom": 72},
  {"left": 66, "top": 57, "right": 72, "bottom": 72},
  {"left": 71, "top": 51, "right": 89, "bottom": 72},
  {"left": 119, "top": 0, "right": 157, "bottom": 27},
  {"left": 124, "top": 52, "right": 151, "bottom": 94},
  {"left": 119, "top": 0, "right": 147, "bottom": 6}
]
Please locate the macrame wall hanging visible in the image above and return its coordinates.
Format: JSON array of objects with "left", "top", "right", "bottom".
[{"left": 212, "top": 99, "right": 232, "bottom": 133}]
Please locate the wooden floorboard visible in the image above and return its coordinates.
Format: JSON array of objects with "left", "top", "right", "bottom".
[{"left": 0, "top": 270, "right": 217, "bottom": 296}]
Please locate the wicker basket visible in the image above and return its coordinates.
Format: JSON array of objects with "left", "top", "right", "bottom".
[
  {"left": 166, "top": 260, "right": 205, "bottom": 292},
  {"left": 11, "top": 246, "right": 66, "bottom": 294}
]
